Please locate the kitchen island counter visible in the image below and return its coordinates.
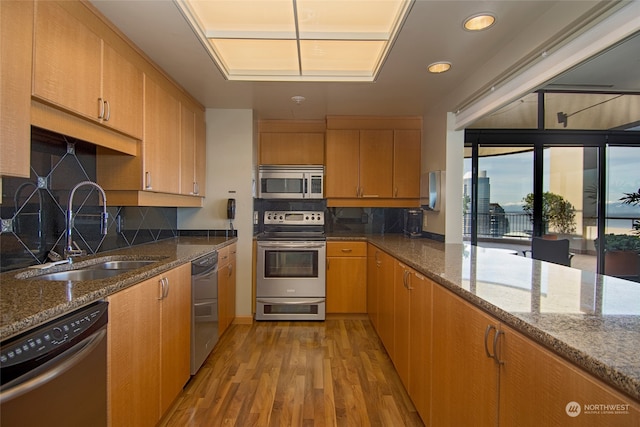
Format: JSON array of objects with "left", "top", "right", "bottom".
[
  {"left": 329, "top": 233, "right": 640, "bottom": 402},
  {"left": 0, "top": 236, "right": 236, "bottom": 341}
]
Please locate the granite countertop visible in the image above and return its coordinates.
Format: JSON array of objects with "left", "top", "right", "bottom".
[
  {"left": 0, "top": 236, "right": 236, "bottom": 341},
  {"left": 339, "top": 234, "right": 640, "bottom": 402}
]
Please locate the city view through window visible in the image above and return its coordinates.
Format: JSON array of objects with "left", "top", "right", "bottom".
[{"left": 463, "top": 144, "right": 640, "bottom": 280}]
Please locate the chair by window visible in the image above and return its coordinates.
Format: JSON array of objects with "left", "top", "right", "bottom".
[{"left": 523, "top": 237, "right": 574, "bottom": 267}]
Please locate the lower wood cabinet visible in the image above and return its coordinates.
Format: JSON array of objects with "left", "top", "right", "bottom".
[
  {"left": 499, "top": 323, "right": 640, "bottom": 427},
  {"left": 326, "top": 241, "right": 367, "bottom": 313},
  {"left": 107, "top": 263, "right": 191, "bottom": 427},
  {"left": 218, "top": 243, "right": 237, "bottom": 335},
  {"left": 431, "top": 284, "right": 499, "bottom": 426}
]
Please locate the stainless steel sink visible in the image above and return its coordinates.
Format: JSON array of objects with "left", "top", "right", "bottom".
[
  {"left": 32, "top": 259, "right": 159, "bottom": 281},
  {"left": 36, "top": 268, "right": 126, "bottom": 281},
  {"left": 90, "top": 260, "right": 158, "bottom": 270}
]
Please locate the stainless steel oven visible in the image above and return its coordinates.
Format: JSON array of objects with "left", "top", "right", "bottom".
[{"left": 256, "top": 210, "right": 326, "bottom": 320}]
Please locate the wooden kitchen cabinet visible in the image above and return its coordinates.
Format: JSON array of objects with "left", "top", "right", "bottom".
[
  {"left": 180, "top": 103, "right": 206, "bottom": 196},
  {"left": 325, "top": 117, "right": 421, "bottom": 207},
  {"left": 499, "top": 323, "right": 640, "bottom": 427},
  {"left": 393, "top": 261, "right": 412, "bottom": 385},
  {"left": 366, "top": 244, "right": 381, "bottom": 330},
  {"left": 431, "top": 284, "right": 499, "bottom": 427},
  {"left": 143, "top": 76, "right": 181, "bottom": 194},
  {"left": 108, "top": 263, "right": 191, "bottom": 427},
  {"left": 326, "top": 241, "right": 367, "bottom": 313},
  {"left": 218, "top": 243, "right": 237, "bottom": 335},
  {"left": 259, "top": 120, "right": 325, "bottom": 165},
  {"left": 33, "top": 1, "right": 143, "bottom": 139},
  {"left": 0, "top": 0, "right": 33, "bottom": 178},
  {"left": 374, "top": 248, "right": 396, "bottom": 356},
  {"left": 393, "top": 130, "right": 422, "bottom": 198}
]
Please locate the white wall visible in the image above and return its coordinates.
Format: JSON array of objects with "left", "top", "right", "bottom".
[{"left": 178, "top": 109, "right": 255, "bottom": 318}]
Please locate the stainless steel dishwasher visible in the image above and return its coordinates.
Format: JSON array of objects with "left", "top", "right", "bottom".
[
  {"left": 0, "top": 300, "right": 108, "bottom": 427},
  {"left": 191, "top": 251, "right": 218, "bottom": 375}
]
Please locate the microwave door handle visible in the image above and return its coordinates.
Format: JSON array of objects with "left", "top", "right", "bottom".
[{"left": 303, "top": 174, "right": 308, "bottom": 198}]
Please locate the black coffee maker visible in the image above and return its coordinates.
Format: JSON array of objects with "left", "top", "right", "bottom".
[{"left": 403, "top": 209, "right": 423, "bottom": 238}]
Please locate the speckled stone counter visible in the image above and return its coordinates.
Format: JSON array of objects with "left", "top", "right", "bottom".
[
  {"left": 329, "top": 233, "right": 640, "bottom": 402},
  {"left": 0, "top": 236, "right": 236, "bottom": 341}
]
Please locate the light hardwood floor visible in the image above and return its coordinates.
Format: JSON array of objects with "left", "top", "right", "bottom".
[{"left": 160, "top": 317, "right": 425, "bottom": 426}]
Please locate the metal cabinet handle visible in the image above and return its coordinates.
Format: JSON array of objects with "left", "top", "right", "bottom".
[
  {"left": 98, "top": 98, "right": 105, "bottom": 119},
  {"left": 493, "top": 330, "right": 504, "bottom": 365},
  {"left": 228, "top": 264, "right": 233, "bottom": 277},
  {"left": 341, "top": 248, "right": 353, "bottom": 253},
  {"left": 484, "top": 325, "right": 496, "bottom": 359},
  {"left": 158, "top": 277, "right": 165, "bottom": 300},
  {"left": 104, "top": 100, "right": 111, "bottom": 121},
  {"left": 394, "top": 187, "right": 398, "bottom": 197},
  {"left": 145, "top": 172, "right": 152, "bottom": 189},
  {"left": 406, "top": 272, "right": 414, "bottom": 290},
  {"left": 193, "top": 181, "right": 199, "bottom": 195},
  {"left": 327, "top": 259, "right": 330, "bottom": 270},
  {"left": 163, "top": 277, "right": 170, "bottom": 299}
]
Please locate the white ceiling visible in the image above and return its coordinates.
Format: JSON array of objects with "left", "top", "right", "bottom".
[{"left": 90, "top": 0, "right": 639, "bottom": 123}]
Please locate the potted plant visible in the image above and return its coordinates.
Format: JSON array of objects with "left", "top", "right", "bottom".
[
  {"left": 594, "top": 189, "right": 640, "bottom": 279},
  {"left": 522, "top": 192, "right": 576, "bottom": 236}
]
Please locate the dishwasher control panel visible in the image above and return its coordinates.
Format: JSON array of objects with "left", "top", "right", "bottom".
[{"left": 0, "top": 301, "right": 108, "bottom": 371}]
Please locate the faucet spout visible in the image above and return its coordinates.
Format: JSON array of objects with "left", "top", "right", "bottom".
[{"left": 65, "top": 181, "right": 108, "bottom": 260}]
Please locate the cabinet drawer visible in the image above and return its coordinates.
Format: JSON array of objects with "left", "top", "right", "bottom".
[
  {"left": 218, "top": 245, "right": 230, "bottom": 267},
  {"left": 327, "top": 241, "right": 367, "bottom": 257}
]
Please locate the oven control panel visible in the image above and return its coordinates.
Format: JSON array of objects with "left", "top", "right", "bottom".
[{"left": 264, "top": 211, "right": 324, "bottom": 225}]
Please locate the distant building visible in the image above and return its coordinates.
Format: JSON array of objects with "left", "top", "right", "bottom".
[
  {"left": 489, "top": 203, "right": 510, "bottom": 237},
  {"left": 464, "top": 171, "right": 492, "bottom": 236}
]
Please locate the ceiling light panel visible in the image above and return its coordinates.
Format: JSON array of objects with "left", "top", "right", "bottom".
[{"left": 179, "top": 0, "right": 413, "bottom": 81}]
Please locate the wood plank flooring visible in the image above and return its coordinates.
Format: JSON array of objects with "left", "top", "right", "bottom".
[{"left": 160, "top": 317, "right": 424, "bottom": 426}]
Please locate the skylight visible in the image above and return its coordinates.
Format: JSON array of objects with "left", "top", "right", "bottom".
[{"left": 176, "top": 0, "right": 413, "bottom": 82}]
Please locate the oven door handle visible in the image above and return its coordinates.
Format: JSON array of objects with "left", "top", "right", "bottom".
[
  {"left": 257, "top": 298, "right": 326, "bottom": 305},
  {"left": 258, "top": 244, "right": 325, "bottom": 249}
]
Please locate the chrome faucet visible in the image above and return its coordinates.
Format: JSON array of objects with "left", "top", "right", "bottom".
[{"left": 65, "top": 181, "right": 108, "bottom": 260}]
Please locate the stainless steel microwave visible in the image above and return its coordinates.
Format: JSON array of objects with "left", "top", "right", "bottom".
[{"left": 258, "top": 165, "right": 324, "bottom": 199}]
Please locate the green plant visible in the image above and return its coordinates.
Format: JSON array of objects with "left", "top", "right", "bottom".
[
  {"left": 522, "top": 192, "right": 576, "bottom": 234},
  {"left": 620, "top": 187, "right": 640, "bottom": 235},
  {"left": 595, "top": 234, "right": 640, "bottom": 253}
]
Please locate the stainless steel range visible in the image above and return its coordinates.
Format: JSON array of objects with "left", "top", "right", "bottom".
[{"left": 255, "top": 210, "right": 326, "bottom": 321}]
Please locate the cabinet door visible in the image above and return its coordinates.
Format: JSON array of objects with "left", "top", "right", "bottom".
[
  {"left": 194, "top": 108, "right": 207, "bottom": 196},
  {"left": 160, "top": 263, "right": 191, "bottom": 415},
  {"left": 180, "top": 104, "right": 197, "bottom": 195},
  {"left": 366, "top": 244, "right": 380, "bottom": 330},
  {"left": 260, "top": 133, "right": 325, "bottom": 165},
  {"left": 376, "top": 250, "right": 396, "bottom": 356},
  {"left": 33, "top": 1, "right": 102, "bottom": 121},
  {"left": 431, "top": 285, "right": 499, "bottom": 426},
  {"left": 408, "top": 272, "right": 432, "bottom": 422},
  {"left": 102, "top": 43, "right": 143, "bottom": 139},
  {"left": 500, "top": 324, "right": 640, "bottom": 427},
  {"left": 359, "top": 130, "right": 393, "bottom": 198},
  {"left": 0, "top": 0, "right": 32, "bottom": 178},
  {"left": 325, "top": 130, "right": 360, "bottom": 198},
  {"left": 108, "top": 276, "right": 161, "bottom": 427},
  {"left": 393, "top": 261, "right": 411, "bottom": 387},
  {"left": 393, "top": 130, "right": 421, "bottom": 198},
  {"left": 218, "top": 244, "right": 236, "bottom": 335},
  {"left": 326, "top": 247, "right": 367, "bottom": 313},
  {"left": 143, "top": 76, "right": 180, "bottom": 194}
]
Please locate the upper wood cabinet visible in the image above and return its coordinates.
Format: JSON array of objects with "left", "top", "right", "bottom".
[
  {"left": 32, "top": 1, "right": 143, "bottom": 140},
  {"left": 0, "top": 0, "right": 33, "bottom": 178},
  {"left": 259, "top": 120, "right": 325, "bottom": 165},
  {"left": 96, "top": 77, "right": 205, "bottom": 207},
  {"left": 393, "top": 130, "right": 421, "bottom": 198},
  {"left": 325, "top": 116, "right": 422, "bottom": 207},
  {"left": 180, "top": 103, "right": 206, "bottom": 197}
]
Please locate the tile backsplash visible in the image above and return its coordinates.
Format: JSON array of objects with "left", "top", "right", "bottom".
[{"left": 0, "top": 127, "right": 177, "bottom": 272}]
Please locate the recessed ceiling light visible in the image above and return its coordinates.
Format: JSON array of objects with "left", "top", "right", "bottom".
[
  {"left": 291, "top": 96, "right": 306, "bottom": 104},
  {"left": 427, "top": 62, "right": 451, "bottom": 74},
  {"left": 463, "top": 13, "right": 496, "bottom": 31}
]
